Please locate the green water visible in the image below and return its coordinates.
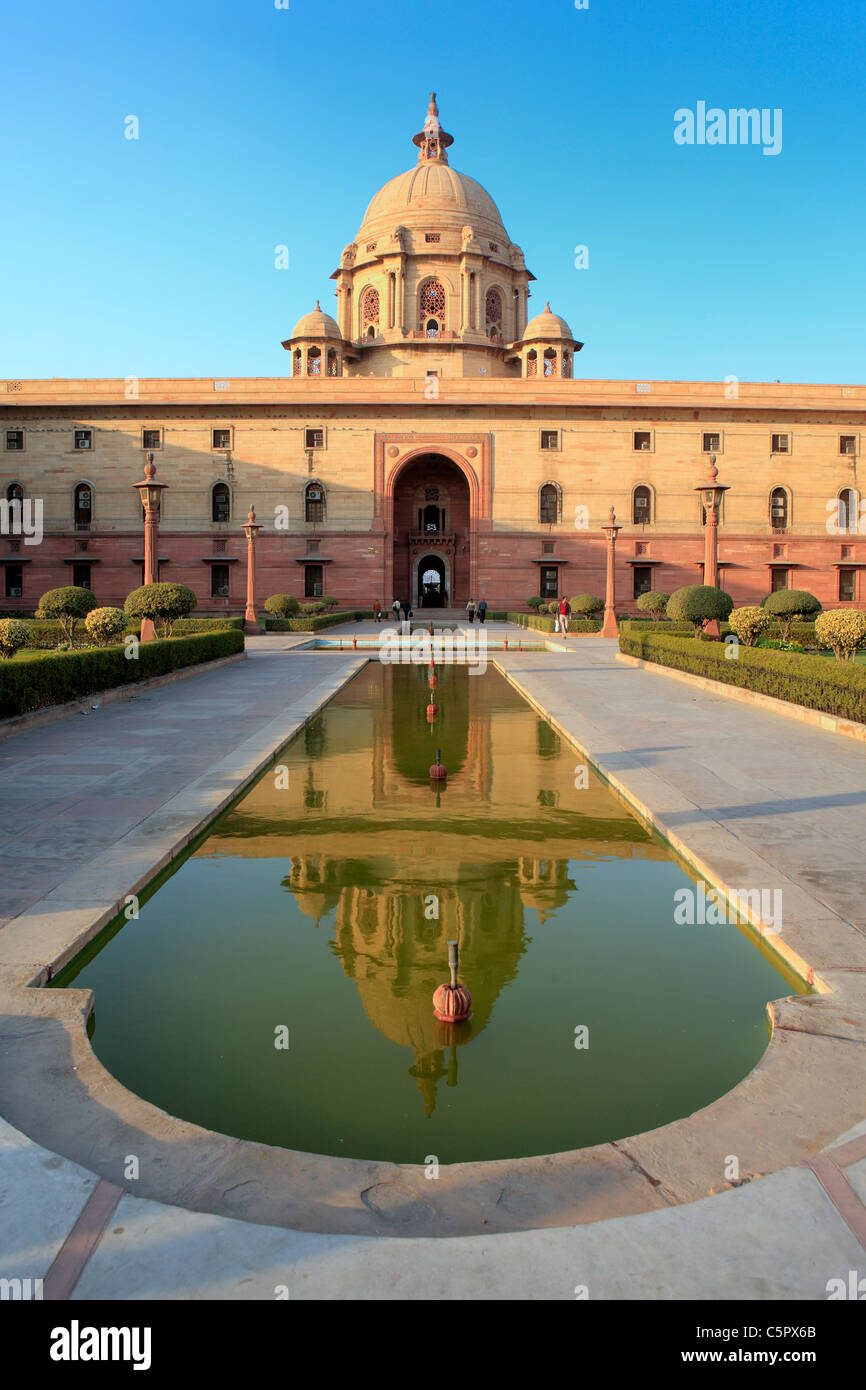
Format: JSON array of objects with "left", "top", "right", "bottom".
[{"left": 60, "top": 662, "right": 796, "bottom": 1164}]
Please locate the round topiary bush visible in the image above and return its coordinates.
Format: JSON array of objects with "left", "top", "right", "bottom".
[
  {"left": 321, "top": 595, "right": 339, "bottom": 608},
  {"left": 264, "top": 594, "right": 300, "bottom": 617},
  {"left": 569, "top": 594, "right": 604, "bottom": 615},
  {"left": 815, "top": 609, "right": 866, "bottom": 661},
  {"left": 124, "top": 582, "right": 197, "bottom": 637},
  {"left": 36, "top": 586, "right": 99, "bottom": 645},
  {"left": 636, "top": 591, "right": 668, "bottom": 620},
  {"left": 762, "top": 589, "right": 821, "bottom": 640},
  {"left": 728, "top": 606, "right": 772, "bottom": 646},
  {"left": 666, "top": 585, "right": 734, "bottom": 636},
  {"left": 0, "top": 618, "right": 31, "bottom": 659},
  {"left": 84, "top": 607, "right": 126, "bottom": 647},
  {"left": 527, "top": 596, "right": 544, "bottom": 609}
]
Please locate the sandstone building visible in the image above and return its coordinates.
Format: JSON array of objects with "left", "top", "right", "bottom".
[{"left": 2, "top": 95, "right": 865, "bottom": 614}]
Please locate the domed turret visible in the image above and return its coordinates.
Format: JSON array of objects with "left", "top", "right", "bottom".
[
  {"left": 290, "top": 301, "right": 342, "bottom": 341},
  {"left": 512, "top": 302, "right": 583, "bottom": 380},
  {"left": 281, "top": 300, "right": 353, "bottom": 378},
  {"left": 523, "top": 303, "right": 575, "bottom": 343}
]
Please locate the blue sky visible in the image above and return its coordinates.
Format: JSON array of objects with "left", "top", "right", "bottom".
[{"left": 2, "top": 0, "right": 865, "bottom": 383}]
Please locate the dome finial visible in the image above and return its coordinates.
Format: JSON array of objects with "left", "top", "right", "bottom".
[{"left": 413, "top": 92, "right": 453, "bottom": 165}]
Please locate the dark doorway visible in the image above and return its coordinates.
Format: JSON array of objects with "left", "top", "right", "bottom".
[{"left": 418, "top": 555, "right": 446, "bottom": 607}]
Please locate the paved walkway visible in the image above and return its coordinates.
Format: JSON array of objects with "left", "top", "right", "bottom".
[{"left": 1, "top": 632, "right": 865, "bottom": 1299}]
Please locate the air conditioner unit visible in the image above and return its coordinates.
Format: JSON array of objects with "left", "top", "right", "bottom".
[
  {"left": 9, "top": 587, "right": 22, "bottom": 597},
  {"left": 308, "top": 489, "right": 322, "bottom": 500},
  {"left": 79, "top": 440, "right": 91, "bottom": 449}
]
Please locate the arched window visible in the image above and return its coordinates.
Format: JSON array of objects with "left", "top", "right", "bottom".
[
  {"left": 307, "top": 347, "right": 322, "bottom": 377},
  {"left": 6, "top": 482, "right": 23, "bottom": 503},
  {"left": 212, "top": 482, "right": 231, "bottom": 523},
  {"left": 74, "top": 481, "right": 92, "bottom": 530},
  {"left": 562, "top": 351, "right": 572, "bottom": 379},
  {"left": 292, "top": 349, "right": 301, "bottom": 377},
  {"left": 543, "top": 348, "right": 557, "bottom": 377},
  {"left": 838, "top": 488, "right": 858, "bottom": 532},
  {"left": 526, "top": 349, "right": 537, "bottom": 378},
  {"left": 305, "top": 482, "right": 325, "bottom": 523},
  {"left": 633, "top": 485, "right": 652, "bottom": 525},
  {"left": 327, "top": 349, "right": 339, "bottom": 377},
  {"left": 361, "top": 286, "right": 379, "bottom": 333},
  {"left": 770, "top": 487, "right": 788, "bottom": 530},
  {"left": 485, "top": 287, "right": 503, "bottom": 339},
  {"left": 539, "top": 483, "right": 559, "bottom": 525},
  {"left": 419, "top": 278, "right": 446, "bottom": 334}
]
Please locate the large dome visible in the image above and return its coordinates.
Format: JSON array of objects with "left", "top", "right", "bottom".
[{"left": 358, "top": 162, "right": 510, "bottom": 245}]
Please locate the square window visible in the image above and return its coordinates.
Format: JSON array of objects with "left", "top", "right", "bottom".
[
  {"left": 142, "top": 429, "right": 161, "bottom": 449},
  {"left": 540, "top": 430, "right": 559, "bottom": 451},
  {"left": 72, "top": 563, "right": 91, "bottom": 589},
  {"left": 210, "top": 564, "right": 230, "bottom": 598},
  {"left": 633, "top": 431, "right": 652, "bottom": 451},
  {"left": 702, "top": 432, "right": 721, "bottom": 452},
  {"left": 4, "top": 563, "right": 23, "bottom": 598},
  {"left": 212, "top": 428, "right": 232, "bottom": 450},
  {"left": 840, "top": 435, "right": 857, "bottom": 455},
  {"left": 5, "top": 429, "right": 24, "bottom": 451},
  {"left": 305, "top": 428, "right": 324, "bottom": 449},
  {"left": 839, "top": 568, "right": 856, "bottom": 602},
  {"left": 74, "top": 429, "right": 92, "bottom": 451},
  {"left": 772, "top": 433, "right": 789, "bottom": 453},
  {"left": 542, "top": 541, "right": 554, "bottom": 554}
]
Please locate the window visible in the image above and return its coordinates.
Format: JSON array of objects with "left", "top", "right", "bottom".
[
  {"left": 211, "top": 564, "right": 230, "bottom": 598},
  {"left": 702, "top": 431, "right": 721, "bottom": 452},
  {"left": 425, "top": 233, "right": 440, "bottom": 243},
  {"left": 361, "top": 287, "right": 379, "bottom": 334},
  {"left": 772, "top": 433, "right": 789, "bottom": 454},
  {"left": 211, "top": 482, "right": 231, "bottom": 523},
  {"left": 526, "top": 349, "right": 537, "bottom": 378},
  {"left": 304, "top": 564, "right": 324, "bottom": 598},
  {"left": 327, "top": 350, "right": 339, "bottom": 377},
  {"left": 543, "top": 349, "right": 557, "bottom": 377},
  {"left": 540, "top": 430, "right": 559, "bottom": 450},
  {"left": 633, "top": 565, "right": 653, "bottom": 599},
  {"left": 633, "top": 431, "right": 652, "bottom": 451},
  {"left": 74, "top": 429, "right": 92, "bottom": 451},
  {"left": 293, "top": 349, "right": 301, "bottom": 378},
  {"left": 142, "top": 428, "right": 161, "bottom": 449},
  {"left": 418, "top": 279, "right": 446, "bottom": 333},
  {"left": 74, "top": 482, "right": 92, "bottom": 529},
  {"left": 305, "top": 428, "right": 324, "bottom": 449},
  {"left": 485, "top": 288, "right": 502, "bottom": 339},
  {"left": 539, "top": 566, "right": 558, "bottom": 599},
  {"left": 305, "top": 483, "right": 324, "bottom": 523},
  {"left": 633, "top": 485, "right": 652, "bottom": 525},
  {"left": 770, "top": 567, "right": 789, "bottom": 592},
  {"left": 770, "top": 487, "right": 788, "bottom": 530},
  {"left": 839, "top": 568, "right": 856, "bottom": 602},
  {"left": 4, "top": 563, "right": 23, "bottom": 598},
  {"left": 539, "top": 483, "right": 559, "bottom": 524},
  {"left": 72, "top": 563, "right": 92, "bottom": 589},
  {"left": 212, "top": 428, "right": 232, "bottom": 450},
  {"left": 840, "top": 435, "right": 857, "bottom": 456},
  {"left": 562, "top": 352, "right": 572, "bottom": 379},
  {"left": 5, "top": 430, "right": 24, "bottom": 451},
  {"left": 837, "top": 488, "right": 858, "bottom": 532},
  {"left": 307, "top": 347, "right": 322, "bottom": 376},
  {"left": 6, "top": 482, "right": 23, "bottom": 503},
  {"left": 542, "top": 541, "right": 554, "bottom": 554}
]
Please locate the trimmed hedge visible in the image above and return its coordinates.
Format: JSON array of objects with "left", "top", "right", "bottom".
[
  {"left": 506, "top": 611, "right": 601, "bottom": 634},
  {"left": 619, "top": 629, "right": 866, "bottom": 723},
  {"left": 0, "top": 629, "right": 244, "bottom": 719},
  {"left": 262, "top": 609, "right": 374, "bottom": 632}
]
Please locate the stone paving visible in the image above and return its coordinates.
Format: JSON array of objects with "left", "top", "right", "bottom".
[{"left": 1, "top": 628, "right": 865, "bottom": 1299}]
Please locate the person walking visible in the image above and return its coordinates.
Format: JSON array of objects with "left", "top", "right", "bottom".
[
  {"left": 391, "top": 599, "right": 401, "bottom": 622},
  {"left": 466, "top": 597, "right": 476, "bottom": 624},
  {"left": 477, "top": 598, "right": 487, "bottom": 624},
  {"left": 401, "top": 598, "right": 411, "bottom": 622},
  {"left": 558, "top": 594, "right": 571, "bottom": 637}
]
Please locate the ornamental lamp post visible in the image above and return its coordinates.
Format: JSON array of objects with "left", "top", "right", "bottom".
[
  {"left": 694, "top": 453, "right": 730, "bottom": 637},
  {"left": 133, "top": 452, "right": 168, "bottom": 642},
  {"left": 243, "top": 504, "right": 262, "bottom": 634},
  {"left": 600, "top": 504, "right": 622, "bottom": 638}
]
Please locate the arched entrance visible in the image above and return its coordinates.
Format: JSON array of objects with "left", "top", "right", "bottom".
[
  {"left": 390, "top": 454, "right": 471, "bottom": 608},
  {"left": 417, "top": 554, "right": 449, "bottom": 608}
]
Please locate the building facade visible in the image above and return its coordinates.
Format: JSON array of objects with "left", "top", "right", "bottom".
[{"left": 2, "top": 95, "right": 865, "bottom": 614}]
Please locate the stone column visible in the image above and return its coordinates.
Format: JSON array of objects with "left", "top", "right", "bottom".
[
  {"left": 243, "top": 504, "right": 261, "bottom": 634},
  {"left": 600, "top": 505, "right": 622, "bottom": 639}
]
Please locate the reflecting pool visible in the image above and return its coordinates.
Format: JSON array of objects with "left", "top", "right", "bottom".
[{"left": 59, "top": 662, "right": 797, "bottom": 1163}]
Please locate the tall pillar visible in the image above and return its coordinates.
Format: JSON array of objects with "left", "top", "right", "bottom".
[
  {"left": 694, "top": 455, "right": 729, "bottom": 638},
  {"left": 243, "top": 504, "right": 261, "bottom": 634},
  {"left": 600, "top": 505, "right": 622, "bottom": 639},
  {"left": 133, "top": 453, "right": 167, "bottom": 643}
]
